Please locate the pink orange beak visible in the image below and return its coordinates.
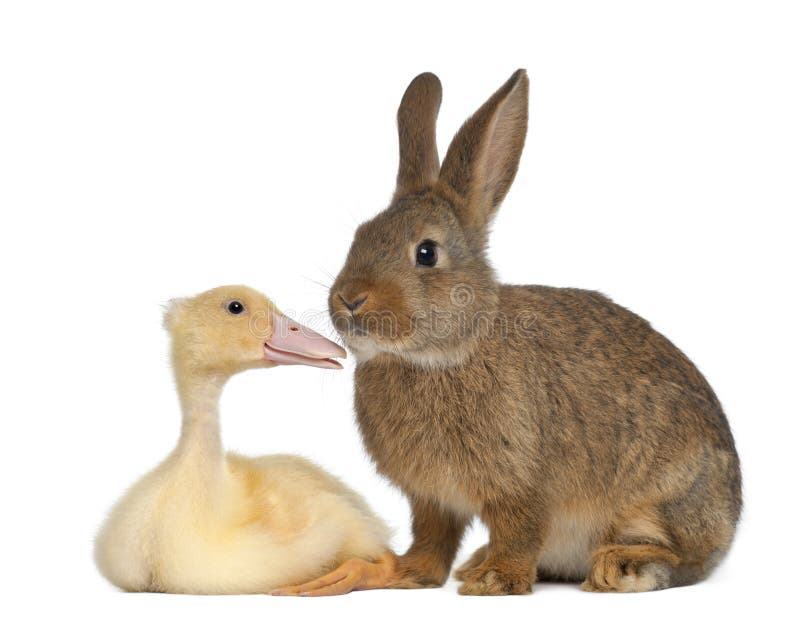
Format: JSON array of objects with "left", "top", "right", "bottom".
[{"left": 264, "top": 314, "right": 346, "bottom": 370}]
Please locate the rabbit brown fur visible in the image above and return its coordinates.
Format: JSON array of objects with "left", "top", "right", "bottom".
[{"left": 329, "top": 70, "right": 741, "bottom": 595}]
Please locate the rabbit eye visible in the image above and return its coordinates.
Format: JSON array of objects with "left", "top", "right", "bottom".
[
  {"left": 415, "top": 240, "right": 438, "bottom": 267},
  {"left": 226, "top": 300, "right": 245, "bottom": 315}
]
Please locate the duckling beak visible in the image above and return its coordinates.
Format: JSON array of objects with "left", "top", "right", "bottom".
[{"left": 264, "top": 314, "right": 347, "bottom": 370}]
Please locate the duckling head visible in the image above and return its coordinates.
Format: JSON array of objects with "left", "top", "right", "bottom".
[{"left": 164, "top": 285, "right": 346, "bottom": 377}]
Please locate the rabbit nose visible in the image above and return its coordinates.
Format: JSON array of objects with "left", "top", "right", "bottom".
[{"left": 339, "top": 293, "right": 368, "bottom": 314}]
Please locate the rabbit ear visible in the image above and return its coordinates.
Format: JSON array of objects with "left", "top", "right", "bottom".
[
  {"left": 395, "top": 72, "right": 443, "bottom": 198},
  {"left": 437, "top": 69, "right": 528, "bottom": 237}
]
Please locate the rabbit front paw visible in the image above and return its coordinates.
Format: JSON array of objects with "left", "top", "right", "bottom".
[
  {"left": 453, "top": 544, "right": 488, "bottom": 581},
  {"left": 387, "top": 551, "right": 449, "bottom": 589},
  {"left": 457, "top": 563, "right": 534, "bottom": 596}
]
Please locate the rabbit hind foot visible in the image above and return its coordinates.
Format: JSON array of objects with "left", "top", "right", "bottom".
[{"left": 580, "top": 544, "right": 680, "bottom": 593}]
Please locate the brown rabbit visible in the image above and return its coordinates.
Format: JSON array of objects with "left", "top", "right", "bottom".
[{"left": 289, "top": 70, "right": 741, "bottom": 597}]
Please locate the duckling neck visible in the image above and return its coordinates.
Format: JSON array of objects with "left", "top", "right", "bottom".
[{"left": 174, "top": 370, "right": 227, "bottom": 470}]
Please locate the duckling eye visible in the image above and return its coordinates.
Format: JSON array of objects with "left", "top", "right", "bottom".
[
  {"left": 227, "top": 300, "right": 245, "bottom": 315},
  {"left": 415, "top": 240, "right": 438, "bottom": 267}
]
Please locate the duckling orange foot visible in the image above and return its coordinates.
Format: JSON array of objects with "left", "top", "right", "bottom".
[{"left": 271, "top": 551, "right": 397, "bottom": 596}]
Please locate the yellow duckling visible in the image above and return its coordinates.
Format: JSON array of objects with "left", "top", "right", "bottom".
[{"left": 95, "top": 285, "right": 395, "bottom": 595}]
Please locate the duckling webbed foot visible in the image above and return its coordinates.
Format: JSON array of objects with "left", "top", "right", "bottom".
[{"left": 271, "top": 551, "right": 398, "bottom": 596}]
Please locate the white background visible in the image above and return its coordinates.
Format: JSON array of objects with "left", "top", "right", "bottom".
[{"left": 1, "top": 1, "right": 798, "bottom": 618}]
